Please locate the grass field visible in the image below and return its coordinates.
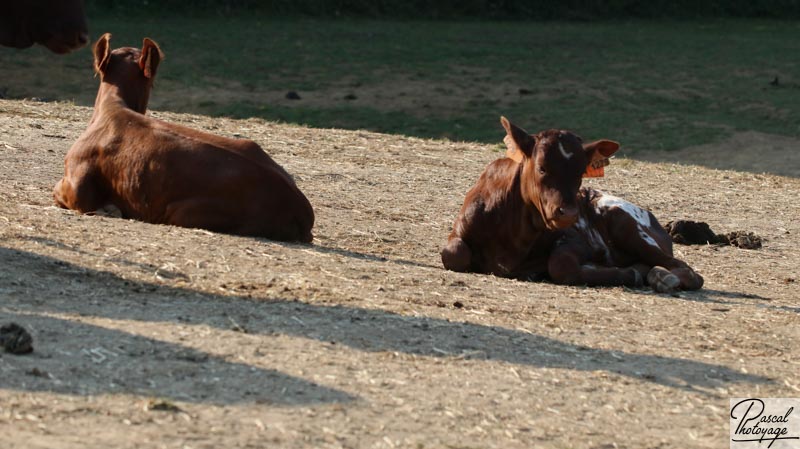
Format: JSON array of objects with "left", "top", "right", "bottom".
[{"left": 1, "top": 16, "right": 799, "bottom": 152}]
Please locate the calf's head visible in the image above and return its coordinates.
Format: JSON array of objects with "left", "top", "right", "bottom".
[
  {"left": 93, "top": 33, "right": 163, "bottom": 114},
  {"left": 1, "top": 0, "right": 89, "bottom": 54},
  {"left": 501, "top": 116, "right": 619, "bottom": 230}
]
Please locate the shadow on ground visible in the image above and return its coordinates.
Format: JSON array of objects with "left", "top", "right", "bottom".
[
  {"left": 0, "top": 245, "right": 772, "bottom": 406},
  {"left": 629, "top": 130, "right": 800, "bottom": 178},
  {"left": 0, "top": 310, "right": 356, "bottom": 406}
]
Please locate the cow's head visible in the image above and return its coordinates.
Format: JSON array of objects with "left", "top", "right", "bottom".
[
  {"left": 93, "top": 33, "right": 163, "bottom": 114},
  {"left": 1, "top": 0, "right": 89, "bottom": 54},
  {"left": 501, "top": 116, "right": 619, "bottom": 230}
]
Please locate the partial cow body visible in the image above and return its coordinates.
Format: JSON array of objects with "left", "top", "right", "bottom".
[
  {"left": 1, "top": 0, "right": 88, "bottom": 53},
  {"left": 54, "top": 34, "right": 315, "bottom": 243},
  {"left": 441, "top": 156, "right": 561, "bottom": 278},
  {"left": 548, "top": 188, "right": 702, "bottom": 291},
  {"left": 442, "top": 117, "right": 702, "bottom": 293}
]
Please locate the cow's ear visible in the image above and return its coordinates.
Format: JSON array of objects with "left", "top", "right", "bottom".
[
  {"left": 93, "top": 33, "right": 112, "bottom": 79},
  {"left": 139, "top": 38, "right": 164, "bottom": 79},
  {"left": 501, "top": 116, "right": 535, "bottom": 162},
  {"left": 582, "top": 140, "right": 620, "bottom": 178}
]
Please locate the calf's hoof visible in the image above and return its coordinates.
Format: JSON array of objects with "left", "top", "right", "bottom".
[
  {"left": 627, "top": 264, "right": 651, "bottom": 287},
  {"left": 647, "top": 266, "right": 681, "bottom": 294},
  {"left": 674, "top": 267, "right": 704, "bottom": 290}
]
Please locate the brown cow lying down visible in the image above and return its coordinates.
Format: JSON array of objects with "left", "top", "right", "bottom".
[
  {"left": 441, "top": 117, "right": 703, "bottom": 293},
  {"left": 54, "top": 34, "right": 315, "bottom": 243},
  {"left": 0, "top": 0, "right": 88, "bottom": 53}
]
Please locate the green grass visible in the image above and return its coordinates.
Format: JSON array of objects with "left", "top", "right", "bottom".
[{"left": 2, "top": 15, "right": 799, "bottom": 152}]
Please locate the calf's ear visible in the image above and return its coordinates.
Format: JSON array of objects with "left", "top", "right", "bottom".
[
  {"left": 93, "top": 33, "right": 112, "bottom": 79},
  {"left": 582, "top": 140, "right": 620, "bottom": 178},
  {"left": 139, "top": 38, "right": 164, "bottom": 79},
  {"left": 500, "top": 116, "right": 536, "bottom": 162}
]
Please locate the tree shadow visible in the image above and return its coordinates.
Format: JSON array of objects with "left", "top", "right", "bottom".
[
  {"left": 0, "top": 310, "right": 355, "bottom": 406},
  {"left": 22, "top": 232, "right": 440, "bottom": 274},
  {"left": 0, "top": 246, "right": 772, "bottom": 403},
  {"left": 630, "top": 136, "right": 800, "bottom": 179},
  {"left": 667, "top": 288, "right": 770, "bottom": 305},
  {"left": 666, "top": 288, "right": 799, "bottom": 315},
  {"left": 308, "top": 242, "right": 441, "bottom": 270}
]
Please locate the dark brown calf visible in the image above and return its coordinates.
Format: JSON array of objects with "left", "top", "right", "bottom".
[
  {"left": 1, "top": 0, "right": 88, "bottom": 53},
  {"left": 442, "top": 117, "right": 703, "bottom": 293},
  {"left": 54, "top": 34, "right": 315, "bottom": 243}
]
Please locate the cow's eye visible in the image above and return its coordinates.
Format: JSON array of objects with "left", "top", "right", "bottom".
[{"left": 538, "top": 167, "right": 546, "bottom": 175}]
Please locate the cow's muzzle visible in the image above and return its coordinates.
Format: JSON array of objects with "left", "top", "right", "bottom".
[{"left": 548, "top": 205, "right": 579, "bottom": 230}]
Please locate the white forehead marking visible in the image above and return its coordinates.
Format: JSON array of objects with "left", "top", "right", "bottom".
[
  {"left": 557, "top": 140, "right": 573, "bottom": 160},
  {"left": 595, "top": 193, "right": 660, "bottom": 248}
]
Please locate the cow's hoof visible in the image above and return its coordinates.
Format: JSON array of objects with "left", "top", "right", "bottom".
[
  {"left": 647, "top": 266, "right": 681, "bottom": 293},
  {"left": 90, "top": 204, "right": 123, "bottom": 218}
]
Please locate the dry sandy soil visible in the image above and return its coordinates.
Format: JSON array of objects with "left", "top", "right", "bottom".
[{"left": 0, "top": 98, "right": 798, "bottom": 449}]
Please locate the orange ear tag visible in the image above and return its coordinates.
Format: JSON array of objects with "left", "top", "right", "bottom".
[{"left": 583, "top": 157, "right": 610, "bottom": 178}]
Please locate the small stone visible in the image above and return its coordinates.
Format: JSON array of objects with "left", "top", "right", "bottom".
[
  {"left": 0, "top": 323, "right": 33, "bottom": 354},
  {"left": 26, "top": 367, "right": 49, "bottom": 378},
  {"left": 144, "top": 399, "right": 182, "bottom": 413}
]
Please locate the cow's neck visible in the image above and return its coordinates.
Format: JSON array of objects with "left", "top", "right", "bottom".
[{"left": 90, "top": 82, "right": 149, "bottom": 125}]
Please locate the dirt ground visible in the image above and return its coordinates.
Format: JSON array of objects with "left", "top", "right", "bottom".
[{"left": 0, "top": 98, "right": 798, "bottom": 449}]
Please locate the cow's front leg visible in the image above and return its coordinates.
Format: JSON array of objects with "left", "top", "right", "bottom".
[
  {"left": 441, "top": 237, "right": 472, "bottom": 273},
  {"left": 53, "top": 178, "right": 71, "bottom": 209},
  {"left": 547, "top": 244, "right": 646, "bottom": 287},
  {"left": 53, "top": 173, "right": 105, "bottom": 213}
]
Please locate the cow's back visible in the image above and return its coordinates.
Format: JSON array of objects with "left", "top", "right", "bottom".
[{"left": 71, "top": 113, "right": 314, "bottom": 240}]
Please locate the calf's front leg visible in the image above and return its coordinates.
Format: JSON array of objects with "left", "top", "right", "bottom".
[{"left": 547, "top": 244, "right": 646, "bottom": 287}]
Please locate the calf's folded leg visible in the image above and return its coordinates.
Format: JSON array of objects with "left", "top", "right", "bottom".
[
  {"left": 604, "top": 208, "right": 704, "bottom": 291},
  {"left": 547, "top": 245, "right": 645, "bottom": 287}
]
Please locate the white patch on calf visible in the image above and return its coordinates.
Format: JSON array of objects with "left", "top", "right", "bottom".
[
  {"left": 595, "top": 193, "right": 660, "bottom": 249},
  {"left": 557, "top": 140, "right": 573, "bottom": 160}
]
